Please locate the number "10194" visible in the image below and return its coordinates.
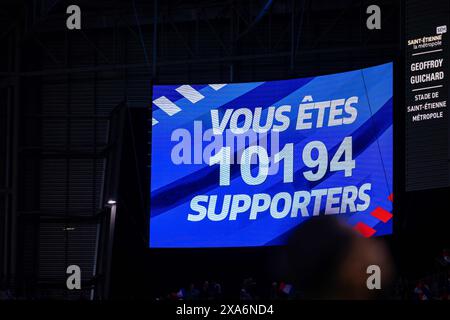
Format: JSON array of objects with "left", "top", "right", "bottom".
[{"left": 209, "top": 136, "right": 355, "bottom": 186}]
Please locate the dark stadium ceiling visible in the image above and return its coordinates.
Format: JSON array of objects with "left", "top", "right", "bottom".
[
  {"left": 0, "top": 0, "right": 400, "bottom": 78},
  {"left": 0, "top": 0, "right": 398, "bottom": 31}
]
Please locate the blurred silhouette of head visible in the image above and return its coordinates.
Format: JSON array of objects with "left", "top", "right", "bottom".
[{"left": 287, "top": 216, "right": 393, "bottom": 299}]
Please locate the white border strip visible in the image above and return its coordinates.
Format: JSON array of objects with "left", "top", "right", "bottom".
[
  {"left": 411, "top": 85, "right": 443, "bottom": 92},
  {"left": 411, "top": 49, "right": 443, "bottom": 56},
  {"left": 153, "top": 96, "right": 182, "bottom": 116},
  {"left": 176, "top": 85, "right": 205, "bottom": 103}
]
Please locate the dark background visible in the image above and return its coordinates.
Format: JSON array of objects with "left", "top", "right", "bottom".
[{"left": 0, "top": 0, "right": 448, "bottom": 300}]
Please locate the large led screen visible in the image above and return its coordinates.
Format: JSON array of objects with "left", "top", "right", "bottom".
[{"left": 150, "top": 62, "right": 393, "bottom": 248}]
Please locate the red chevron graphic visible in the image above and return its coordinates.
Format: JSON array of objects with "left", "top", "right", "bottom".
[
  {"left": 370, "top": 207, "right": 393, "bottom": 223},
  {"left": 354, "top": 193, "right": 393, "bottom": 238},
  {"left": 354, "top": 222, "right": 376, "bottom": 238}
]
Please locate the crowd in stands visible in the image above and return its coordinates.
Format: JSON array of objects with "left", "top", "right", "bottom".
[
  {"left": 156, "top": 280, "right": 223, "bottom": 301},
  {"left": 155, "top": 273, "right": 450, "bottom": 301},
  {"left": 1, "top": 249, "right": 449, "bottom": 300},
  {"left": 155, "top": 249, "right": 450, "bottom": 301},
  {"left": 407, "top": 249, "right": 450, "bottom": 301},
  {"left": 154, "top": 277, "right": 298, "bottom": 301}
]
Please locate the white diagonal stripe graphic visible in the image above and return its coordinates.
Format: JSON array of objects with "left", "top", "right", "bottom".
[
  {"left": 176, "top": 85, "right": 205, "bottom": 103},
  {"left": 152, "top": 118, "right": 159, "bottom": 126},
  {"left": 153, "top": 96, "right": 181, "bottom": 116},
  {"left": 209, "top": 84, "right": 227, "bottom": 90}
]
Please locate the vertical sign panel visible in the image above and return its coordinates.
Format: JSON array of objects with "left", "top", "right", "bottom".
[{"left": 405, "top": 0, "right": 450, "bottom": 191}]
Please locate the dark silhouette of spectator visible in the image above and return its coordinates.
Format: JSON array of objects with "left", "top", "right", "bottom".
[
  {"left": 269, "top": 282, "right": 279, "bottom": 300},
  {"left": 211, "top": 281, "right": 222, "bottom": 299},
  {"left": 199, "top": 280, "right": 216, "bottom": 300},
  {"left": 185, "top": 283, "right": 200, "bottom": 300},
  {"left": 414, "top": 280, "right": 432, "bottom": 300},
  {"left": 240, "top": 288, "right": 253, "bottom": 300},
  {"left": 278, "top": 282, "right": 294, "bottom": 299},
  {"left": 287, "top": 216, "right": 394, "bottom": 299},
  {"left": 447, "top": 270, "right": 450, "bottom": 290},
  {"left": 438, "top": 249, "right": 450, "bottom": 267},
  {"left": 241, "top": 277, "right": 258, "bottom": 299},
  {"left": 0, "top": 279, "right": 13, "bottom": 300}
]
